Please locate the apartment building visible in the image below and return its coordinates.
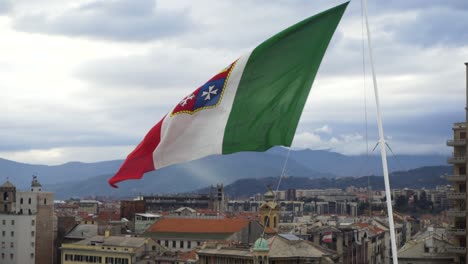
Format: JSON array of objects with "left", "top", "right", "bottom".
[{"left": 446, "top": 62, "right": 468, "bottom": 263}]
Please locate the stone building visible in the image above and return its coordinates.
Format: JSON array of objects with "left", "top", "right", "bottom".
[
  {"left": 0, "top": 176, "right": 54, "bottom": 264},
  {"left": 61, "top": 232, "right": 164, "bottom": 264}
]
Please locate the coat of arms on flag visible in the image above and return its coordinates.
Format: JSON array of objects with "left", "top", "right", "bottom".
[{"left": 171, "top": 60, "right": 238, "bottom": 116}]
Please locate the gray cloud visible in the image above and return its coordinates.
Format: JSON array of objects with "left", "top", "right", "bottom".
[
  {"left": 391, "top": 7, "right": 468, "bottom": 47},
  {"left": 370, "top": 0, "right": 468, "bottom": 12},
  {"left": 1, "top": 0, "right": 467, "bottom": 164},
  {"left": 0, "top": 0, "right": 11, "bottom": 15},
  {"left": 12, "top": 0, "right": 192, "bottom": 42},
  {"left": 75, "top": 47, "right": 237, "bottom": 89},
  {"left": 295, "top": 110, "right": 463, "bottom": 155}
]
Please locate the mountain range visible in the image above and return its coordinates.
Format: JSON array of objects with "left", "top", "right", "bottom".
[
  {"left": 0, "top": 148, "right": 449, "bottom": 199},
  {"left": 198, "top": 165, "right": 452, "bottom": 198}
]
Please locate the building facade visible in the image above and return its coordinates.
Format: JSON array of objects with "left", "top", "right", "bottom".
[
  {"left": 0, "top": 176, "right": 54, "bottom": 264},
  {"left": 446, "top": 63, "right": 468, "bottom": 263},
  {"left": 61, "top": 234, "right": 164, "bottom": 264}
]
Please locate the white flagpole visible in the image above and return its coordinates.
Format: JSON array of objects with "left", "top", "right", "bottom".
[{"left": 362, "top": 0, "right": 399, "bottom": 263}]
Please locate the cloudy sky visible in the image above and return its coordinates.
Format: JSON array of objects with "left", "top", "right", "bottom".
[{"left": 1, "top": 0, "right": 467, "bottom": 165}]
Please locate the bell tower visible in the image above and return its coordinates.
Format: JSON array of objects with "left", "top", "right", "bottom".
[
  {"left": 0, "top": 180, "right": 16, "bottom": 213},
  {"left": 31, "top": 175, "right": 42, "bottom": 192},
  {"left": 259, "top": 187, "right": 279, "bottom": 232}
]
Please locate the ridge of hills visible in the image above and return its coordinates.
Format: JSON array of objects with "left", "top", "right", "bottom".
[
  {"left": 0, "top": 147, "right": 448, "bottom": 199},
  {"left": 197, "top": 165, "right": 452, "bottom": 199}
]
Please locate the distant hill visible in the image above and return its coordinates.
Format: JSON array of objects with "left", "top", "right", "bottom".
[
  {"left": 44, "top": 151, "right": 328, "bottom": 199},
  {"left": 0, "top": 148, "right": 448, "bottom": 198},
  {"left": 269, "top": 148, "right": 447, "bottom": 177},
  {"left": 0, "top": 158, "right": 122, "bottom": 187},
  {"left": 201, "top": 165, "right": 452, "bottom": 198}
]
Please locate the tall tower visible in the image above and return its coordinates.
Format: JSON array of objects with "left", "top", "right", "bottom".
[
  {"left": 259, "top": 188, "right": 279, "bottom": 232},
  {"left": 210, "top": 183, "right": 226, "bottom": 212},
  {"left": 446, "top": 62, "right": 468, "bottom": 263},
  {"left": 32, "top": 176, "right": 55, "bottom": 264}
]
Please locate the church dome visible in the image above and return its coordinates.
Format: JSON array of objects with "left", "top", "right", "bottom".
[{"left": 253, "top": 237, "right": 269, "bottom": 252}]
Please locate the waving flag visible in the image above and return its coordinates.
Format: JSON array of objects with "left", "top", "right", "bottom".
[{"left": 109, "top": 2, "right": 348, "bottom": 188}]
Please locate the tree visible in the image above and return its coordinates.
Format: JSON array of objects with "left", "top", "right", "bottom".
[{"left": 395, "top": 195, "right": 408, "bottom": 211}]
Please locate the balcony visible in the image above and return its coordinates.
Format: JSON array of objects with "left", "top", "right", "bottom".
[
  {"left": 447, "top": 228, "right": 466, "bottom": 236},
  {"left": 447, "top": 193, "right": 467, "bottom": 200},
  {"left": 445, "top": 175, "right": 467, "bottom": 182},
  {"left": 447, "top": 210, "right": 466, "bottom": 218},
  {"left": 447, "top": 139, "right": 467, "bottom": 146},
  {"left": 453, "top": 122, "right": 466, "bottom": 130},
  {"left": 446, "top": 246, "right": 466, "bottom": 254},
  {"left": 448, "top": 156, "right": 466, "bottom": 164}
]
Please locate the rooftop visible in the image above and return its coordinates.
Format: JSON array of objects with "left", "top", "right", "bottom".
[
  {"left": 65, "top": 224, "right": 98, "bottom": 240},
  {"left": 146, "top": 218, "right": 250, "bottom": 234},
  {"left": 76, "top": 235, "right": 149, "bottom": 248}
]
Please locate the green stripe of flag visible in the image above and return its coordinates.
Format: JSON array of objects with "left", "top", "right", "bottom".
[{"left": 222, "top": 2, "right": 348, "bottom": 154}]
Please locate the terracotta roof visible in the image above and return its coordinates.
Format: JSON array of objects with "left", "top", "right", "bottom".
[
  {"left": 97, "top": 210, "right": 121, "bottom": 222},
  {"left": 179, "top": 248, "right": 198, "bottom": 261},
  {"left": 147, "top": 218, "right": 250, "bottom": 234}
]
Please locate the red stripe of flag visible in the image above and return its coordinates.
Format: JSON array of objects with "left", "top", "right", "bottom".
[{"left": 108, "top": 116, "right": 165, "bottom": 188}]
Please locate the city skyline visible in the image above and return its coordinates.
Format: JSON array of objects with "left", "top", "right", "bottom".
[{"left": 1, "top": 0, "right": 468, "bottom": 165}]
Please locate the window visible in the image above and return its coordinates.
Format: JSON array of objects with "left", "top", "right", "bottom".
[
  {"left": 2, "top": 219, "right": 5, "bottom": 225},
  {"left": 11, "top": 220, "right": 14, "bottom": 225},
  {"left": 10, "top": 242, "right": 13, "bottom": 248},
  {"left": 180, "top": 241, "right": 184, "bottom": 248},
  {"left": 20, "top": 198, "right": 23, "bottom": 204},
  {"left": 30, "top": 253, "right": 34, "bottom": 259},
  {"left": 152, "top": 245, "right": 156, "bottom": 251},
  {"left": 2, "top": 231, "right": 5, "bottom": 236},
  {"left": 31, "top": 242, "right": 34, "bottom": 247},
  {"left": 165, "top": 240, "right": 168, "bottom": 247},
  {"left": 10, "top": 231, "right": 13, "bottom": 237},
  {"left": 1, "top": 242, "right": 5, "bottom": 248},
  {"left": 28, "top": 198, "right": 31, "bottom": 204},
  {"left": 1, "top": 253, "right": 3, "bottom": 259},
  {"left": 10, "top": 254, "right": 13, "bottom": 260},
  {"left": 172, "top": 240, "right": 176, "bottom": 248},
  {"left": 31, "top": 219, "right": 35, "bottom": 226},
  {"left": 461, "top": 167, "right": 466, "bottom": 175},
  {"left": 44, "top": 198, "right": 47, "bottom": 205},
  {"left": 31, "top": 231, "right": 35, "bottom": 237},
  {"left": 188, "top": 241, "right": 191, "bottom": 248}
]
